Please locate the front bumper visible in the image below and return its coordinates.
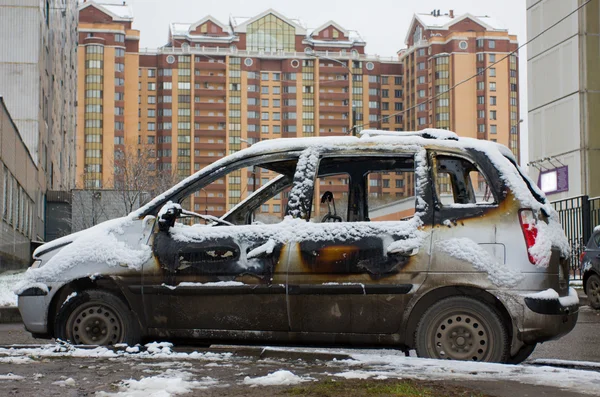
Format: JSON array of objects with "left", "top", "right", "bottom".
[
  {"left": 17, "top": 284, "right": 59, "bottom": 335},
  {"left": 518, "top": 287, "right": 579, "bottom": 344}
]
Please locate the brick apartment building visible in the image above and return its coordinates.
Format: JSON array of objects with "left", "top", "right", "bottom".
[{"left": 76, "top": 2, "right": 519, "bottom": 219}]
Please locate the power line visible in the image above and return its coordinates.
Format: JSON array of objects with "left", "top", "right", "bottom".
[{"left": 354, "top": 0, "right": 592, "bottom": 131}]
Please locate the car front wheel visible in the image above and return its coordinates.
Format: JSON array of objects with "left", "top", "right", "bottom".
[
  {"left": 54, "top": 290, "right": 140, "bottom": 346},
  {"left": 415, "top": 296, "right": 509, "bottom": 363},
  {"left": 586, "top": 274, "right": 600, "bottom": 309}
]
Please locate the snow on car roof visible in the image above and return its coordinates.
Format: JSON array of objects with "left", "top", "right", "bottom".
[{"left": 129, "top": 129, "right": 527, "bottom": 219}]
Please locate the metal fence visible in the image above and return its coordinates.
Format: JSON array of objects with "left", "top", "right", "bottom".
[{"left": 551, "top": 195, "right": 600, "bottom": 279}]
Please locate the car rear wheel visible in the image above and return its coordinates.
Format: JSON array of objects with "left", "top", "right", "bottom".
[
  {"left": 586, "top": 274, "right": 600, "bottom": 309},
  {"left": 415, "top": 296, "right": 509, "bottom": 363},
  {"left": 55, "top": 290, "right": 140, "bottom": 346}
]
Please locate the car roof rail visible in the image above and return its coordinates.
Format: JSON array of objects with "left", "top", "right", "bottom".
[{"left": 359, "top": 129, "right": 459, "bottom": 141}]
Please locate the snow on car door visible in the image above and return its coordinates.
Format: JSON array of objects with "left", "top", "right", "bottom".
[{"left": 285, "top": 150, "right": 433, "bottom": 335}]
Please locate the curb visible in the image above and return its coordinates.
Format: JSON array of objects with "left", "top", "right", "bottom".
[{"left": 0, "top": 307, "right": 21, "bottom": 324}]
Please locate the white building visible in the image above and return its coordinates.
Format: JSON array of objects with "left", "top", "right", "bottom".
[
  {"left": 0, "top": 0, "right": 78, "bottom": 192},
  {"left": 526, "top": 0, "right": 599, "bottom": 199}
]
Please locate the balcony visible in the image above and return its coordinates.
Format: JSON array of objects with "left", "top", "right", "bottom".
[
  {"left": 194, "top": 61, "right": 227, "bottom": 70},
  {"left": 319, "top": 118, "right": 349, "bottom": 126},
  {"left": 195, "top": 88, "right": 226, "bottom": 96},
  {"left": 318, "top": 79, "right": 349, "bottom": 88},
  {"left": 318, "top": 65, "right": 349, "bottom": 74},
  {"left": 195, "top": 75, "right": 226, "bottom": 83},
  {"left": 195, "top": 141, "right": 226, "bottom": 150},
  {"left": 319, "top": 92, "right": 349, "bottom": 101},
  {"left": 194, "top": 116, "right": 226, "bottom": 123},
  {"left": 195, "top": 102, "right": 226, "bottom": 110},
  {"left": 320, "top": 105, "right": 349, "bottom": 113}
]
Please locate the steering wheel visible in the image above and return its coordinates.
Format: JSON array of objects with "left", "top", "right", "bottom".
[{"left": 320, "top": 191, "right": 343, "bottom": 222}]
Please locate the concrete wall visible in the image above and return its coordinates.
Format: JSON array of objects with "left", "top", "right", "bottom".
[
  {"left": 527, "top": 0, "right": 599, "bottom": 199},
  {"left": 0, "top": 98, "right": 42, "bottom": 270},
  {"left": 0, "top": 0, "right": 78, "bottom": 194}
]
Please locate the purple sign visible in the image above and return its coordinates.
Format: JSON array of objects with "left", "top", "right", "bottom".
[{"left": 537, "top": 166, "right": 569, "bottom": 195}]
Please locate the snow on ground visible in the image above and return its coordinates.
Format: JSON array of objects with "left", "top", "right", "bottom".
[
  {"left": 0, "top": 271, "right": 25, "bottom": 307},
  {"left": 1, "top": 342, "right": 600, "bottom": 395},
  {"left": 96, "top": 370, "right": 218, "bottom": 397},
  {"left": 243, "top": 370, "right": 312, "bottom": 386}
]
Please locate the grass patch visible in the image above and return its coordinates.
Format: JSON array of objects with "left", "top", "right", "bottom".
[{"left": 285, "top": 378, "right": 488, "bottom": 397}]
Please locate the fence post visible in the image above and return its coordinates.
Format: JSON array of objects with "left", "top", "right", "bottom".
[{"left": 582, "top": 195, "right": 591, "bottom": 246}]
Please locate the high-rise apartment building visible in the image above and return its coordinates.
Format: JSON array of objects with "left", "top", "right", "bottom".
[
  {"left": 77, "top": 0, "right": 140, "bottom": 189},
  {"left": 77, "top": 5, "right": 404, "bottom": 216},
  {"left": 400, "top": 10, "right": 520, "bottom": 159},
  {"left": 76, "top": 4, "right": 520, "bottom": 219}
]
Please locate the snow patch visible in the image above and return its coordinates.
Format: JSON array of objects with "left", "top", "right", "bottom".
[
  {"left": 0, "top": 373, "right": 23, "bottom": 380},
  {"left": 524, "top": 287, "right": 579, "bottom": 307},
  {"left": 247, "top": 239, "right": 277, "bottom": 259},
  {"left": 97, "top": 370, "right": 217, "bottom": 396},
  {"left": 0, "top": 271, "right": 25, "bottom": 307},
  {"left": 436, "top": 238, "right": 524, "bottom": 287},
  {"left": 242, "top": 370, "right": 312, "bottom": 386}
]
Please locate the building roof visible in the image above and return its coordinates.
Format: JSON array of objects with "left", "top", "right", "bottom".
[
  {"left": 404, "top": 11, "right": 508, "bottom": 45},
  {"left": 78, "top": 0, "right": 133, "bottom": 21},
  {"left": 230, "top": 9, "right": 307, "bottom": 35}
]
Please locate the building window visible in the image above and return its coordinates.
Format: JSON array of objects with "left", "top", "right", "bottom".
[
  {"left": 261, "top": 125, "right": 269, "bottom": 133},
  {"left": 478, "top": 110, "right": 485, "bottom": 119},
  {"left": 115, "top": 33, "right": 125, "bottom": 42},
  {"left": 489, "top": 54, "right": 496, "bottom": 62},
  {"left": 477, "top": 96, "right": 485, "bottom": 104},
  {"left": 490, "top": 110, "right": 497, "bottom": 120},
  {"left": 490, "top": 96, "right": 497, "bottom": 105},
  {"left": 261, "top": 86, "right": 269, "bottom": 94},
  {"left": 490, "top": 125, "right": 497, "bottom": 134},
  {"left": 489, "top": 40, "right": 496, "bottom": 49},
  {"left": 148, "top": 122, "right": 156, "bottom": 131},
  {"left": 489, "top": 68, "right": 496, "bottom": 77},
  {"left": 261, "top": 72, "right": 269, "bottom": 81},
  {"left": 489, "top": 82, "right": 496, "bottom": 91},
  {"left": 478, "top": 124, "right": 486, "bottom": 132},
  {"left": 247, "top": 14, "right": 296, "bottom": 52},
  {"left": 148, "top": 82, "right": 156, "bottom": 91},
  {"left": 261, "top": 112, "right": 269, "bottom": 120},
  {"left": 148, "top": 96, "right": 156, "bottom": 104}
]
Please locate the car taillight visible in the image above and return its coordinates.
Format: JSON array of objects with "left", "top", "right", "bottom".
[
  {"left": 519, "top": 209, "right": 538, "bottom": 264},
  {"left": 580, "top": 251, "right": 586, "bottom": 264}
]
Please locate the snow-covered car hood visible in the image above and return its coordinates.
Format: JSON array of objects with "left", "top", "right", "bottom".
[{"left": 15, "top": 215, "right": 154, "bottom": 294}]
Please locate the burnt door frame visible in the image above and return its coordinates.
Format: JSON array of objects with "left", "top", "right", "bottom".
[
  {"left": 285, "top": 150, "right": 434, "bottom": 335},
  {"left": 142, "top": 153, "right": 302, "bottom": 334}
]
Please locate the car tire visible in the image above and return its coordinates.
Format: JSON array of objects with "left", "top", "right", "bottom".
[
  {"left": 54, "top": 289, "right": 140, "bottom": 346},
  {"left": 414, "top": 296, "right": 509, "bottom": 363},
  {"left": 506, "top": 343, "right": 537, "bottom": 364},
  {"left": 586, "top": 274, "right": 600, "bottom": 310}
]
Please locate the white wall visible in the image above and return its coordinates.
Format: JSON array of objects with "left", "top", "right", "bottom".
[{"left": 526, "top": 0, "right": 583, "bottom": 198}]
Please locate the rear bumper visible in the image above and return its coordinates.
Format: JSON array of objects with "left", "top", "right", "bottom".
[{"left": 518, "top": 287, "right": 579, "bottom": 344}]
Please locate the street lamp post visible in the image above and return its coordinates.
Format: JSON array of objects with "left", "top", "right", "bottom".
[
  {"left": 307, "top": 52, "right": 357, "bottom": 136},
  {"left": 240, "top": 138, "right": 256, "bottom": 193}
]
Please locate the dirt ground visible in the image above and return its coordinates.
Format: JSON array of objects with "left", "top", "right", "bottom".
[{"left": 0, "top": 346, "right": 594, "bottom": 397}]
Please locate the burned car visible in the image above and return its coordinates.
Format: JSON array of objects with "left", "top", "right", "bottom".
[{"left": 16, "top": 129, "right": 577, "bottom": 363}]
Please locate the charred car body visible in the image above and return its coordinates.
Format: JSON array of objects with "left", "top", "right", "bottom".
[{"left": 17, "top": 129, "right": 577, "bottom": 363}]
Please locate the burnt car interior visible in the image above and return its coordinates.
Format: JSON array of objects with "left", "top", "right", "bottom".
[{"left": 434, "top": 155, "right": 497, "bottom": 207}]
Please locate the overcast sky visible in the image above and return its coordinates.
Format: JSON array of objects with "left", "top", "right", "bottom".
[{"left": 123, "top": 0, "right": 529, "bottom": 162}]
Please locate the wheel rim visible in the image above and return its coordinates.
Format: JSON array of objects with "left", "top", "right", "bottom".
[
  {"left": 427, "top": 310, "right": 495, "bottom": 361},
  {"left": 66, "top": 302, "right": 124, "bottom": 345},
  {"left": 589, "top": 277, "right": 600, "bottom": 305}
]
